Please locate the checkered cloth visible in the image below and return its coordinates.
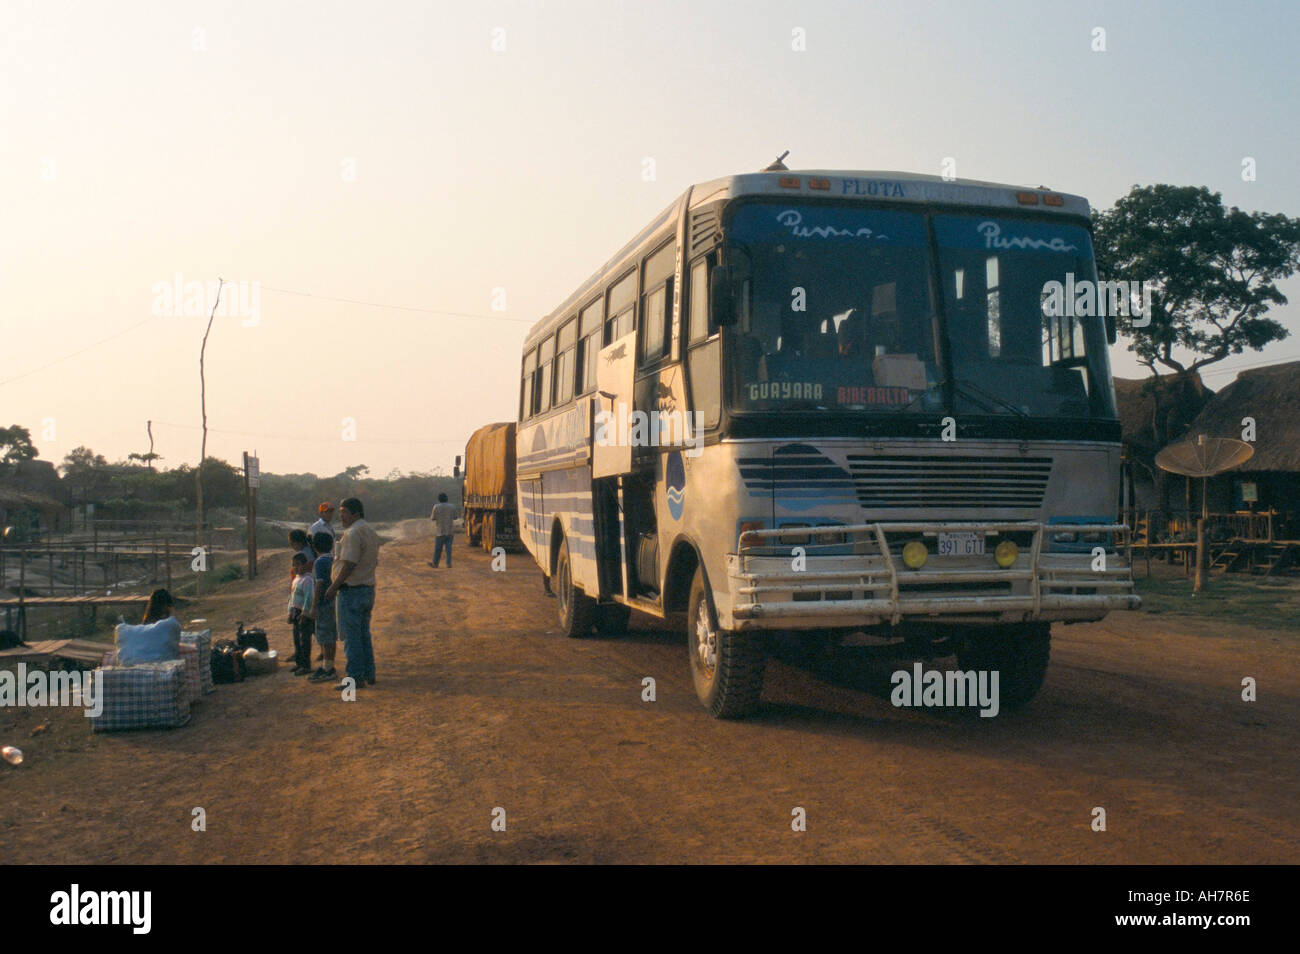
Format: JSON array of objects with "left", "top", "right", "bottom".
[
  {"left": 177, "top": 644, "right": 202, "bottom": 705},
  {"left": 180, "top": 629, "right": 215, "bottom": 694},
  {"left": 89, "top": 659, "right": 191, "bottom": 733},
  {"left": 101, "top": 645, "right": 200, "bottom": 704}
]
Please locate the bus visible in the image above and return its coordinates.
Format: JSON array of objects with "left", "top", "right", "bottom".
[{"left": 516, "top": 166, "right": 1139, "bottom": 718}]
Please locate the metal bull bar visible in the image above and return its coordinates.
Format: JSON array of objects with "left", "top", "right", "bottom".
[{"left": 729, "top": 521, "right": 1140, "bottom": 626}]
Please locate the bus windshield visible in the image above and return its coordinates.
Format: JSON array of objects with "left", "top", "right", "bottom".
[
  {"left": 727, "top": 202, "right": 941, "bottom": 413},
  {"left": 933, "top": 213, "right": 1116, "bottom": 419},
  {"left": 724, "top": 202, "right": 1117, "bottom": 421}
]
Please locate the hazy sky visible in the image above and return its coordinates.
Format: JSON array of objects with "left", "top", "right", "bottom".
[{"left": 3, "top": 0, "right": 1298, "bottom": 478}]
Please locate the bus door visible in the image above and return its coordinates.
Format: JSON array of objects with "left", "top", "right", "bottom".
[{"left": 592, "top": 331, "right": 636, "bottom": 598}]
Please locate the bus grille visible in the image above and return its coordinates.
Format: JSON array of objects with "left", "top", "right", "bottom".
[{"left": 845, "top": 455, "right": 1052, "bottom": 509}]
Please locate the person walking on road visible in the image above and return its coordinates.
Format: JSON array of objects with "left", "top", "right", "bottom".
[
  {"left": 323, "top": 497, "right": 380, "bottom": 690},
  {"left": 429, "top": 492, "right": 457, "bottom": 568}
]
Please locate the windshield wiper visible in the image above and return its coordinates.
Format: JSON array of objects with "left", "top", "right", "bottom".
[
  {"left": 949, "top": 377, "right": 1031, "bottom": 421},
  {"left": 882, "top": 376, "right": 1029, "bottom": 420}
]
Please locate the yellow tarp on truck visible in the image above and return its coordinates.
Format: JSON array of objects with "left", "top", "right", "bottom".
[{"left": 464, "top": 421, "right": 516, "bottom": 507}]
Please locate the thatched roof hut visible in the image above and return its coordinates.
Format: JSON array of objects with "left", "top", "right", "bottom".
[
  {"left": 1113, "top": 371, "right": 1214, "bottom": 463},
  {"left": 1177, "top": 361, "right": 1300, "bottom": 536},
  {"left": 1185, "top": 360, "right": 1300, "bottom": 473}
]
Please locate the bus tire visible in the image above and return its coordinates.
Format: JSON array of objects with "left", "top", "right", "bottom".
[
  {"left": 956, "top": 622, "right": 1051, "bottom": 710},
  {"left": 555, "top": 535, "right": 594, "bottom": 638},
  {"left": 688, "top": 567, "right": 765, "bottom": 718},
  {"left": 482, "top": 513, "right": 496, "bottom": 552},
  {"left": 593, "top": 602, "right": 631, "bottom": 637},
  {"left": 466, "top": 513, "right": 481, "bottom": 548}
]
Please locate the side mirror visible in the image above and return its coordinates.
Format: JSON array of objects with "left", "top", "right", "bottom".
[
  {"left": 1104, "top": 313, "right": 1117, "bottom": 345},
  {"left": 710, "top": 265, "right": 736, "bottom": 327}
]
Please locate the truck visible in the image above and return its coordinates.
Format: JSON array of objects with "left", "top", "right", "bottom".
[{"left": 459, "top": 422, "right": 521, "bottom": 552}]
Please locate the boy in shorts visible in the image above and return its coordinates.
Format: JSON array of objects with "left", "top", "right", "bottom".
[
  {"left": 289, "top": 552, "right": 315, "bottom": 675},
  {"left": 306, "top": 531, "right": 338, "bottom": 682}
]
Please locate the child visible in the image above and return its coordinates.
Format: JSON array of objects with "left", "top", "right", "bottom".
[
  {"left": 288, "top": 552, "right": 315, "bottom": 675},
  {"left": 305, "top": 531, "right": 338, "bottom": 682}
]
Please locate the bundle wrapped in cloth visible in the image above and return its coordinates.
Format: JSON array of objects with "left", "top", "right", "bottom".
[
  {"left": 89, "top": 659, "right": 191, "bottom": 733},
  {"left": 177, "top": 644, "right": 202, "bottom": 704},
  {"left": 115, "top": 617, "right": 181, "bottom": 666},
  {"left": 180, "top": 629, "right": 215, "bottom": 694}
]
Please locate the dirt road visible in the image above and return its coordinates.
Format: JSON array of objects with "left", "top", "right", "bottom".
[{"left": 3, "top": 520, "right": 1297, "bottom": 863}]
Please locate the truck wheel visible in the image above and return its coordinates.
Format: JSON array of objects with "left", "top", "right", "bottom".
[
  {"left": 555, "top": 536, "right": 594, "bottom": 638},
  {"left": 593, "top": 603, "right": 631, "bottom": 637},
  {"left": 955, "top": 622, "right": 1051, "bottom": 710},
  {"left": 687, "top": 567, "right": 765, "bottom": 718},
  {"left": 482, "top": 513, "right": 496, "bottom": 552},
  {"left": 466, "top": 513, "right": 481, "bottom": 548}
]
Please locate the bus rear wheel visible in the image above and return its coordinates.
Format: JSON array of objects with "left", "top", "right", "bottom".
[
  {"left": 955, "top": 622, "right": 1051, "bottom": 710},
  {"left": 466, "top": 513, "right": 481, "bottom": 548},
  {"left": 555, "top": 536, "right": 594, "bottom": 638},
  {"left": 687, "top": 568, "right": 765, "bottom": 718}
]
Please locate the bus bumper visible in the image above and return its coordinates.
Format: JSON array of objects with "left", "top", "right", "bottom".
[{"left": 725, "top": 521, "right": 1140, "bottom": 629}]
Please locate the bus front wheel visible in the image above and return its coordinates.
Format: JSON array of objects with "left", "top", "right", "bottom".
[
  {"left": 955, "top": 622, "right": 1051, "bottom": 709},
  {"left": 555, "top": 536, "right": 595, "bottom": 638},
  {"left": 688, "top": 568, "right": 765, "bottom": 718}
]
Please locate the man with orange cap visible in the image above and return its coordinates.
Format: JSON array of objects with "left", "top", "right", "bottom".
[{"left": 309, "top": 501, "right": 336, "bottom": 545}]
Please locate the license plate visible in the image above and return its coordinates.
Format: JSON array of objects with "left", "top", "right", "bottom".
[{"left": 938, "top": 531, "right": 984, "bottom": 556}]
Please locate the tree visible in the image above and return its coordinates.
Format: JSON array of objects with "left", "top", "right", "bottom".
[
  {"left": 1093, "top": 184, "right": 1300, "bottom": 376},
  {"left": 59, "top": 446, "right": 111, "bottom": 504},
  {"left": 0, "top": 425, "right": 39, "bottom": 463}
]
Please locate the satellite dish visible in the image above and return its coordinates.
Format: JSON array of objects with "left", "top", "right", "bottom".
[
  {"left": 1154, "top": 435, "right": 1254, "bottom": 594},
  {"left": 1155, "top": 435, "right": 1254, "bottom": 478}
]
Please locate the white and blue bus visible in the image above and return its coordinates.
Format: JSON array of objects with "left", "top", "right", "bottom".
[{"left": 516, "top": 167, "right": 1138, "bottom": 718}]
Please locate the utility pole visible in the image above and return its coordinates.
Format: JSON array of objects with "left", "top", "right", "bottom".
[
  {"left": 243, "top": 451, "right": 259, "bottom": 579},
  {"left": 195, "top": 278, "right": 224, "bottom": 598}
]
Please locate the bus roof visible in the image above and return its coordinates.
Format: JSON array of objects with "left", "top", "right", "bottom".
[
  {"left": 523, "top": 169, "right": 1091, "bottom": 349},
  {"left": 689, "top": 169, "right": 1091, "bottom": 217}
]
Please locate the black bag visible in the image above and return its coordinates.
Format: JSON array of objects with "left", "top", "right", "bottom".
[
  {"left": 235, "top": 622, "right": 269, "bottom": 653},
  {"left": 210, "top": 640, "right": 246, "bottom": 684}
]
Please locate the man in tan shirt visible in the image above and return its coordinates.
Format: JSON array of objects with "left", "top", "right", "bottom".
[{"left": 323, "top": 497, "right": 381, "bottom": 689}]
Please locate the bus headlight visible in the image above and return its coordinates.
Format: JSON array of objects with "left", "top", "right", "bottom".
[
  {"left": 902, "top": 540, "right": 928, "bottom": 569},
  {"left": 994, "top": 540, "right": 1019, "bottom": 568}
]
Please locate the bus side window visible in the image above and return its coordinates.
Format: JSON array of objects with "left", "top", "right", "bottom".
[
  {"left": 556, "top": 317, "right": 577, "bottom": 405},
  {"left": 640, "top": 240, "right": 675, "bottom": 364},
  {"left": 606, "top": 269, "right": 636, "bottom": 345},
  {"left": 577, "top": 297, "right": 603, "bottom": 394},
  {"left": 537, "top": 335, "right": 555, "bottom": 414},
  {"left": 688, "top": 255, "right": 714, "bottom": 342},
  {"left": 521, "top": 348, "right": 536, "bottom": 420}
]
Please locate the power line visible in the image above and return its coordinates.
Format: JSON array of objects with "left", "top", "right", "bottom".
[
  {"left": 0, "top": 283, "right": 534, "bottom": 389},
  {"left": 259, "top": 285, "right": 534, "bottom": 324},
  {"left": 150, "top": 421, "right": 465, "bottom": 447},
  {"left": 0, "top": 316, "right": 157, "bottom": 387}
]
